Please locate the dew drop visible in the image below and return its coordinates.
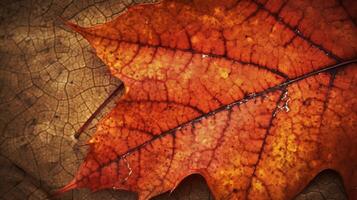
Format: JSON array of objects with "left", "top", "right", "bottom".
[
  {"left": 121, "top": 155, "right": 133, "bottom": 183},
  {"left": 294, "top": 28, "right": 301, "bottom": 35},
  {"left": 248, "top": 92, "right": 256, "bottom": 98},
  {"left": 274, "top": 91, "right": 291, "bottom": 116},
  {"left": 273, "top": 111, "right": 277, "bottom": 117},
  {"left": 280, "top": 91, "right": 290, "bottom": 113},
  {"left": 283, "top": 99, "right": 290, "bottom": 113},
  {"left": 282, "top": 90, "right": 288, "bottom": 100}
]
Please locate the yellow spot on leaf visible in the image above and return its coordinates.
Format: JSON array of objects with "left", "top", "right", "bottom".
[
  {"left": 253, "top": 180, "right": 263, "bottom": 191},
  {"left": 218, "top": 67, "right": 230, "bottom": 79},
  {"left": 234, "top": 78, "right": 244, "bottom": 86}
]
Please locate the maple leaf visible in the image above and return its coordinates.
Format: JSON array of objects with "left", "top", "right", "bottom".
[{"left": 57, "top": 0, "right": 357, "bottom": 199}]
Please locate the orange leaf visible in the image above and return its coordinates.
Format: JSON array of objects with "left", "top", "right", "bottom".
[{"left": 58, "top": 0, "right": 357, "bottom": 199}]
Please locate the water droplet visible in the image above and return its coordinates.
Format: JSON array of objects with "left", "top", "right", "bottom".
[
  {"left": 122, "top": 152, "right": 131, "bottom": 158},
  {"left": 248, "top": 92, "right": 256, "bottom": 98},
  {"left": 283, "top": 99, "right": 290, "bottom": 113},
  {"left": 121, "top": 156, "right": 133, "bottom": 183},
  {"left": 202, "top": 54, "right": 209, "bottom": 58},
  {"left": 273, "top": 110, "right": 278, "bottom": 117},
  {"left": 282, "top": 90, "right": 288, "bottom": 99},
  {"left": 275, "top": 91, "right": 291, "bottom": 116},
  {"left": 294, "top": 28, "right": 301, "bottom": 35}
]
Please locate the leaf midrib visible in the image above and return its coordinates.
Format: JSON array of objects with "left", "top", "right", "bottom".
[{"left": 77, "top": 58, "right": 357, "bottom": 182}]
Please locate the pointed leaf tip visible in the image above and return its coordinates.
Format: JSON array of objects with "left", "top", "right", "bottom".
[
  {"left": 58, "top": 17, "right": 87, "bottom": 35},
  {"left": 54, "top": 179, "right": 77, "bottom": 196}
]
